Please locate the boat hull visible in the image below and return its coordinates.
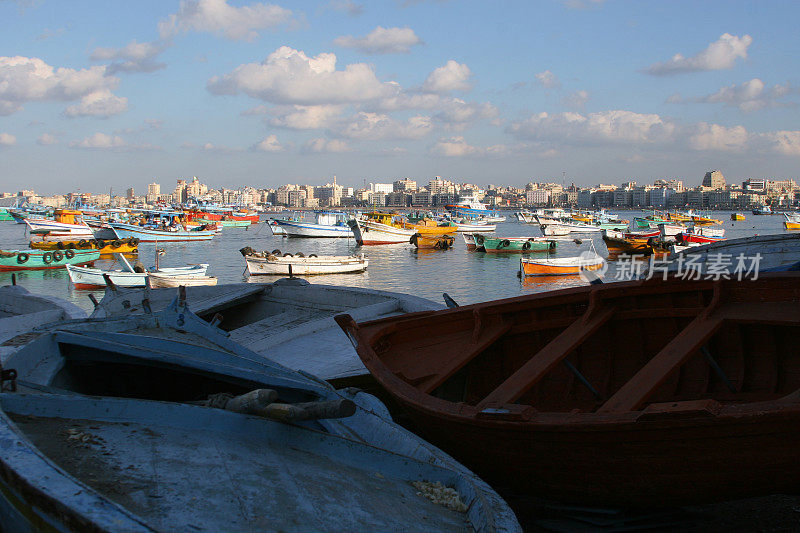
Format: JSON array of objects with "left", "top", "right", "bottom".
[
  {"left": 109, "top": 223, "right": 216, "bottom": 242},
  {"left": 0, "top": 249, "right": 100, "bottom": 271},
  {"left": 274, "top": 220, "right": 354, "bottom": 238},
  {"left": 245, "top": 255, "right": 368, "bottom": 275},
  {"left": 520, "top": 255, "right": 604, "bottom": 276},
  {"left": 348, "top": 219, "right": 415, "bottom": 245},
  {"left": 66, "top": 264, "right": 209, "bottom": 289},
  {"left": 478, "top": 236, "right": 556, "bottom": 253}
]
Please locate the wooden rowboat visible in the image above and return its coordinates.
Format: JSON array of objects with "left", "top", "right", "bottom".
[
  {"left": 335, "top": 273, "right": 800, "bottom": 507},
  {"left": 519, "top": 252, "right": 604, "bottom": 276}
]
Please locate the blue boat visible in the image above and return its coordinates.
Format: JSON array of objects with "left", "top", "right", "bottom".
[
  {"left": 273, "top": 211, "right": 354, "bottom": 238},
  {"left": 109, "top": 222, "right": 217, "bottom": 242},
  {"left": 0, "top": 292, "right": 521, "bottom": 531}
]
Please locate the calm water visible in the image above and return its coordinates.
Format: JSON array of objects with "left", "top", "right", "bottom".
[{"left": 0, "top": 211, "right": 789, "bottom": 313}]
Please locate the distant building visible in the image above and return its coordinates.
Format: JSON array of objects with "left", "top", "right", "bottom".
[
  {"left": 702, "top": 170, "right": 726, "bottom": 189},
  {"left": 393, "top": 179, "right": 417, "bottom": 192},
  {"left": 126, "top": 187, "right": 135, "bottom": 200}
]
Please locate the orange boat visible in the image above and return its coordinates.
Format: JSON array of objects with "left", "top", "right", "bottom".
[
  {"left": 335, "top": 273, "right": 800, "bottom": 507},
  {"left": 519, "top": 253, "right": 604, "bottom": 276},
  {"left": 410, "top": 232, "right": 455, "bottom": 249}
]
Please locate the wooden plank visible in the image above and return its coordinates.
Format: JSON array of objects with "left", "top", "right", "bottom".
[
  {"left": 477, "top": 305, "right": 617, "bottom": 409},
  {"left": 420, "top": 320, "right": 511, "bottom": 394},
  {"left": 597, "top": 314, "right": 724, "bottom": 414}
]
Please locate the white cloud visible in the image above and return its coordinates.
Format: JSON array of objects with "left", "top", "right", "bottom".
[
  {"left": 337, "top": 112, "right": 432, "bottom": 140},
  {"left": 508, "top": 110, "right": 676, "bottom": 145},
  {"left": 334, "top": 26, "right": 421, "bottom": 54},
  {"left": 327, "top": 0, "right": 363, "bottom": 16},
  {"left": 561, "top": 89, "right": 589, "bottom": 110},
  {"left": 303, "top": 138, "right": 350, "bottom": 153},
  {"left": 759, "top": 130, "right": 800, "bottom": 156},
  {"left": 0, "top": 56, "right": 120, "bottom": 115},
  {"left": 429, "top": 136, "right": 510, "bottom": 157},
  {"left": 159, "top": 0, "right": 293, "bottom": 41},
  {"left": 251, "top": 134, "right": 284, "bottom": 152},
  {"left": 646, "top": 33, "right": 752, "bottom": 75},
  {"left": 432, "top": 99, "right": 498, "bottom": 130},
  {"left": 0, "top": 133, "right": 16, "bottom": 146},
  {"left": 674, "top": 78, "right": 796, "bottom": 112},
  {"left": 534, "top": 70, "right": 560, "bottom": 89},
  {"left": 69, "top": 132, "right": 160, "bottom": 150},
  {"left": 562, "top": 0, "right": 605, "bottom": 9},
  {"left": 207, "top": 46, "right": 399, "bottom": 105},
  {"left": 422, "top": 60, "right": 472, "bottom": 93},
  {"left": 37, "top": 133, "right": 58, "bottom": 145},
  {"left": 688, "top": 122, "right": 748, "bottom": 151},
  {"left": 69, "top": 133, "right": 126, "bottom": 149},
  {"left": 64, "top": 90, "right": 128, "bottom": 118},
  {"left": 268, "top": 104, "right": 345, "bottom": 129},
  {"left": 91, "top": 40, "right": 168, "bottom": 73}
]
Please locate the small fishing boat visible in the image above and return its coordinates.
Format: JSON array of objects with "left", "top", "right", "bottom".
[
  {"left": 602, "top": 229, "right": 663, "bottom": 255},
  {"left": 0, "top": 295, "right": 520, "bottom": 531},
  {"left": 23, "top": 209, "right": 95, "bottom": 241},
  {"left": 752, "top": 205, "right": 773, "bottom": 215},
  {"left": 410, "top": 233, "right": 455, "bottom": 250},
  {"left": 335, "top": 273, "right": 800, "bottom": 508},
  {"left": 194, "top": 217, "right": 251, "bottom": 228},
  {"left": 475, "top": 235, "right": 556, "bottom": 254},
  {"left": 0, "top": 248, "right": 100, "bottom": 271},
  {"left": 539, "top": 224, "right": 572, "bottom": 237},
  {"left": 109, "top": 222, "right": 217, "bottom": 242},
  {"left": 678, "top": 226, "right": 726, "bottom": 245},
  {"left": 462, "top": 233, "right": 482, "bottom": 251},
  {"left": 147, "top": 272, "right": 218, "bottom": 287},
  {"left": 731, "top": 213, "right": 746, "bottom": 221},
  {"left": 243, "top": 249, "right": 368, "bottom": 276},
  {"left": 536, "top": 217, "right": 603, "bottom": 234},
  {"left": 520, "top": 252, "right": 605, "bottom": 276},
  {"left": 273, "top": 211, "right": 354, "bottom": 238},
  {"left": 29, "top": 237, "right": 139, "bottom": 254},
  {"left": 784, "top": 213, "right": 800, "bottom": 230},
  {"left": 66, "top": 252, "right": 209, "bottom": 289},
  {"left": 348, "top": 213, "right": 417, "bottom": 245}
]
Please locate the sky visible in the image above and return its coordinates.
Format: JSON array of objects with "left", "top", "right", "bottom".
[{"left": 0, "top": 0, "right": 799, "bottom": 194}]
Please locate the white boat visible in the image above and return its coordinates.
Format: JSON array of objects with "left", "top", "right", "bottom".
[
  {"left": 24, "top": 219, "right": 94, "bottom": 241},
  {"left": 347, "top": 216, "right": 415, "bottom": 245},
  {"left": 463, "top": 233, "right": 480, "bottom": 251},
  {"left": 267, "top": 219, "right": 287, "bottom": 235},
  {"left": 273, "top": 212, "right": 354, "bottom": 238},
  {"left": 66, "top": 253, "right": 209, "bottom": 289},
  {"left": 540, "top": 224, "right": 573, "bottom": 236},
  {"left": 148, "top": 272, "right": 218, "bottom": 287},
  {"left": 245, "top": 252, "right": 368, "bottom": 276},
  {"left": 452, "top": 220, "right": 496, "bottom": 232},
  {"left": 658, "top": 222, "right": 688, "bottom": 237}
]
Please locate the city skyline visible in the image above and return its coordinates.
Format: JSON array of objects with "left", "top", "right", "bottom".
[{"left": 1, "top": 1, "right": 800, "bottom": 193}]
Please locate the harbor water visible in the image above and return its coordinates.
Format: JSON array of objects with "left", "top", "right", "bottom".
[{"left": 0, "top": 210, "right": 789, "bottom": 313}]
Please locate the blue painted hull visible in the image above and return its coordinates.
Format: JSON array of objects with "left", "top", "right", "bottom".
[{"left": 109, "top": 223, "right": 216, "bottom": 242}]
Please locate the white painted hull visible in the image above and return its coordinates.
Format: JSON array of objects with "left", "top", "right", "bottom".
[
  {"left": 246, "top": 255, "right": 368, "bottom": 275},
  {"left": 454, "top": 222, "right": 496, "bottom": 232},
  {"left": 274, "top": 220, "right": 354, "bottom": 238},
  {"left": 148, "top": 274, "right": 218, "bottom": 287},
  {"left": 66, "top": 264, "right": 209, "bottom": 288},
  {"left": 349, "top": 219, "right": 415, "bottom": 245},
  {"left": 25, "top": 219, "right": 94, "bottom": 240}
]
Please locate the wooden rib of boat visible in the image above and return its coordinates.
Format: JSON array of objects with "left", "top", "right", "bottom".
[
  {"left": 0, "top": 249, "right": 100, "bottom": 271},
  {"left": 520, "top": 253, "right": 604, "bottom": 276},
  {"left": 335, "top": 273, "right": 800, "bottom": 507},
  {"left": 0, "top": 296, "right": 520, "bottom": 531},
  {"left": 244, "top": 251, "right": 368, "bottom": 275}
]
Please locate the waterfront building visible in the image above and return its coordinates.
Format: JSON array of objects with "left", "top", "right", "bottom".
[
  {"left": 525, "top": 188, "right": 550, "bottom": 205},
  {"left": 393, "top": 178, "right": 417, "bottom": 192},
  {"left": 702, "top": 170, "right": 726, "bottom": 189}
]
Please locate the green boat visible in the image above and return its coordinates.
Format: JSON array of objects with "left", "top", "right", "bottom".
[
  {"left": 0, "top": 248, "right": 101, "bottom": 271},
  {"left": 0, "top": 208, "right": 13, "bottom": 222},
  {"left": 475, "top": 234, "right": 557, "bottom": 253}
]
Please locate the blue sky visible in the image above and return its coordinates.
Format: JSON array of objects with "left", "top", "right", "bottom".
[{"left": 0, "top": 0, "right": 798, "bottom": 194}]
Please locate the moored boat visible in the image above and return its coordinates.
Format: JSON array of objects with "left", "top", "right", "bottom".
[
  {"left": 731, "top": 212, "right": 746, "bottom": 221},
  {"left": 0, "top": 248, "right": 100, "bottom": 271},
  {"left": 148, "top": 272, "right": 218, "bottom": 287},
  {"left": 348, "top": 213, "right": 416, "bottom": 245},
  {"left": 410, "top": 233, "right": 455, "bottom": 250},
  {"left": 784, "top": 213, "right": 800, "bottom": 230},
  {"left": 109, "top": 222, "right": 217, "bottom": 242},
  {"left": 0, "top": 296, "right": 520, "bottom": 531},
  {"left": 273, "top": 211, "right": 354, "bottom": 238},
  {"left": 29, "top": 237, "right": 139, "bottom": 254},
  {"left": 519, "top": 252, "right": 605, "bottom": 276},
  {"left": 243, "top": 249, "right": 368, "bottom": 276},
  {"left": 66, "top": 263, "right": 209, "bottom": 289},
  {"left": 475, "top": 235, "right": 557, "bottom": 253},
  {"left": 23, "top": 209, "right": 95, "bottom": 241},
  {"left": 335, "top": 273, "right": 800, "bottom": 507}
]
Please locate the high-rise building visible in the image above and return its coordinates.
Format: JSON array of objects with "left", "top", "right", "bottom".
[
  {"left": 126, "top": 187, "right": 135, "bottom": 200},
  {"left": 702, "top": 170, "right": 726, "bottom": 189}
]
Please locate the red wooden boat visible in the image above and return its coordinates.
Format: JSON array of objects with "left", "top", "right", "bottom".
[{"left": 335, "top": 273, "right": 800, "bottom": 507}]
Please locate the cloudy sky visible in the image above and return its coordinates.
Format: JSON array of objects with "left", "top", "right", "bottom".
[{"left": 1, "top": 0, "right": 798, "bottom": 194}]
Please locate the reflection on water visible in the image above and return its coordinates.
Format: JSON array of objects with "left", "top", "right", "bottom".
[{"left": 0, "top": 210, "right": 790, "bottom": 313}]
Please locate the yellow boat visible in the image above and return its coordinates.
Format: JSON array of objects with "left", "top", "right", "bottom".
[
  {"left": 731, "top": 213, "right": 746, "bottom": 221},
  {"left": 30, "top": 237, "right": 139, "bottom": 254},
  {"left": 785, "top": 214, "right": 800, "bottom": 230},
  {"left": 402, "top": 218, "right": 457, "bottom": 236}
]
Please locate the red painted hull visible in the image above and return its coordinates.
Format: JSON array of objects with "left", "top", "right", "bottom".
[{"left": 680, "top": 232, "right": 725, "bottom": 244}]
